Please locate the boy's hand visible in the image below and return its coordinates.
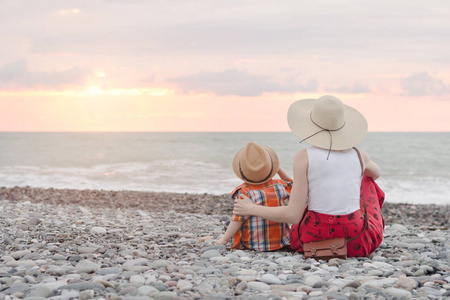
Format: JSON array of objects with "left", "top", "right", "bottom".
[{"left": 216, "top": 237, "right": 228, "bottom": 245}]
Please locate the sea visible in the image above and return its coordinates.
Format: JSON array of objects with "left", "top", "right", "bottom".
[{"left": 0, "top": 132, "right": 448, "bottom": 205}]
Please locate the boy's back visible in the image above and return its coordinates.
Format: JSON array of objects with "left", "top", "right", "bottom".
[
  {"left": 231, "top": 178, "right": 292, "bottom": 251},
  {"left": 216, "top": 142, "right": 292, "bottom": 251}
]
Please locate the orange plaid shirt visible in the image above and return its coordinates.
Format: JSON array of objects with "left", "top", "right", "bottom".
[{"left": 231, "top": 178, "right": 292, "bottom": 251}]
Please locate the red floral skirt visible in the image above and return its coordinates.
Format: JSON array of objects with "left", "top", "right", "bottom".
[{"left": 290, "top": 176, "right": 385, "bottom": 257}]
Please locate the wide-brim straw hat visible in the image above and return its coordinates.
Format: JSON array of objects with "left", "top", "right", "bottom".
[
  {"left": 233, "top": 142, "right": 279, "bottom": 184},
  {"left": 287, "top": 95, "right": 368, "bottom": 150}
]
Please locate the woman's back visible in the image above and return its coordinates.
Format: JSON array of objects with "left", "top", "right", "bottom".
[{"left": 307, "top": 147, "right": 362, "bottom": 215}]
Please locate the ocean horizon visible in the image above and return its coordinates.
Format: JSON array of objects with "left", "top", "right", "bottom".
[{"left": 0, "top": 132, "right": 448, "bottom": 206}]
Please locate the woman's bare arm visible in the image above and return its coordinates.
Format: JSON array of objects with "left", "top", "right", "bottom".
[
  {"left": 233, "top": 149, "right": 309, "bottom": 224},
  {"left": 360, "top": 150, "right": 380, "bottom": 180}
]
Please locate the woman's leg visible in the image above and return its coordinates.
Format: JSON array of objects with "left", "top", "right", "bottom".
[{"left": 347, "top": 175, "right": 385, "bottom": 257}]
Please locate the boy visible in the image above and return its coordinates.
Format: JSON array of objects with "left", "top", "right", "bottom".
[{"left": 216, "top": 142, "right": 292, "bottom": 251}]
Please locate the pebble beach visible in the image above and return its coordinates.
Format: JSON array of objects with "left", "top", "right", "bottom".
[{"left": 1, "top": 187, "right": 449, "bottom": 300}]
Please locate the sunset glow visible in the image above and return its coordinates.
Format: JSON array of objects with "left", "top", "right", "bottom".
[{"left": 1, "top": 1, "right": 450, "bottom": 132}]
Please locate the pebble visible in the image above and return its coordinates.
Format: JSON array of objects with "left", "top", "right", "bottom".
[
  {"left": 75, "top": 260, "right": 101, "bottom": 273},
  {"left": 10, "top": 250, "right": 32, "bottom": 260},
  {"left": 385, "top": 287, "right": 413, "bottom": 299},
  {"left": 0, "top": 198, "right": 448, "bottom": 299},
  {"left": 200, "top": 250, "right": 222, "bottom": 259},
  {"left": 388, "top": 223, "right": 409, "bottom": 232},
  {"left": 90, "top": 226, "right": 107, "bottom": 234},
  {"left": 138, "top": 285, "right": 159, "bottom": 295},
  {"left": 247, "top": 282, "right": 271, "bottom": 291},
  {"left": 259, "top": 274, "right": 281, "bottom": 285},
  {"left": 395, "top": 274, "right": 418, "bottom": 290},
  {"left": 304, "top": 275, "right": 322, "bottom": 287},
  {"left": 130, "top": 275, "right": 146, "bottom": 284},
  {"left": 79, "top": 289, "right": 95, "bottom": 300},
  {"left": 59, "top": 282, "right": 105, "bottom": 291},
  {"left": 176, "top": 280, "right": 193, "bottom": 292}
]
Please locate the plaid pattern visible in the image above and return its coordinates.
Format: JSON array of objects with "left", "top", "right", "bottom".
[{"left": 231, "top": 178, "right": 292, "bottom": 251}]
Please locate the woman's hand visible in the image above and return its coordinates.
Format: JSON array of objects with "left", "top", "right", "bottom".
[{"left": 233, "top": 195, "right": 255, "bottom": 216}]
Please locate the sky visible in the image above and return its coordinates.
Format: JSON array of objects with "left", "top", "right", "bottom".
[{"left": 1, "top": 0, "right": 450, "bottom": 132}]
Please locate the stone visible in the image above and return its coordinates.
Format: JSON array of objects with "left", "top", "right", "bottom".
[
  {"left": 328, "top": 258, "right": 342, "bottom": 266},
  {"left": 138, "top": 285, "right": 159, "bottom": 295},
  {"left": 80, "top": 289, "right": 95, "bottom": 300},
  {"left": 385, "top": 287, "right": 412, "bottom": 299},
  {"left": 176, "top": 280, "right": 193, "bottom": 292},
  {"left": 200, "top": 250, "right": 222, "bottom": 259},
  {"left": 389, "top": 224, "right": 409, "bottom": 233},
  {"left": 93, "top": 279, "right": 115, "bottom": 289},
  {"left": 305, "top": 275, "right": 322, "bottom": 287},
  {"left": 200, "top": 245, "right": 226, "bottom": 253},
  {"left": 152, "top": 291, "right": 178, "bottom": 300},
  {"left": 28, "top": 285, "right": 55, "bottom": 298},
  {"left": 59, "top": 282, "right": 105, "bottom": 291},
  {"left": 119, "top": 285, "right": 137, "bottom": 295},
  {"left": 8, "top": 282, "right": 30, "bottom": 294},
  {"left": 90, "top": 226, "right": 107, "bottom": 234},
  {"left": 60, "top": 289, "right": 80, "bottom": 299},
  {"left": 75, "top": 260, "right": 100, "bottom": 273},
  {"left": 124, "top": 258, "right": 149, "bottom": 266},
  {"left": 28, "top": 217, "right": 41, "bottom": 226},
  {"left": 247, "top": 281, "right": 271, "bottom": 292},
  {"left": 97, "top": 267, "right": 123, "bottom": 275},
  {"left": 150, "top": 260, "right": 170, "bottom": 269},
  {"left": 367, "top": 270, "right": 384, "bottom": 277},
  {"left": 395, "top": 275, "right": 417, "bottom": 290},
  {"left": 10, "top": 250, "right": 32, "bottom": 260},
  {"left": 313, "top": 281, "right": 331, "bottom": 288},
  {"left": 130, "top": 275, "right": 146, "bottom": 284},
  {"left": 268, "top": 285, "right": 297, "bottom": 291},
  {"left": 149, "top": 282, "right": 169, "bottom": 291},
  {"left": 259, "top": 274, "right": 281, "bottom": 285},
  {"left": 361, "top": 278, "right": 398, "bottom": 288},
  {"left": 235, "top": 281, "right": 247, "bottom": 294},
  {"left": 77, "top": 246, "right": 99, "bottom": 254}
]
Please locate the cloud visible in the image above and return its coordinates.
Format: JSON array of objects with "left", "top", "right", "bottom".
[
  {"left": 327, "top": 82, "right": 371, "bottom": 94},
  {"left": 167, "top": 69, "right": 317, "bottom": 96},
  {"left": 19, "top": 1, "right": 450, "bottom": 66},
  {"left": 401, "top": 72, "right": 449, "bottom": 97},
  {"left": 0, "top": 60, "right": 89, "bottom": 89}
]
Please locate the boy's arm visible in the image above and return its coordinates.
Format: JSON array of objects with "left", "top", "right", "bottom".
[
  {"left": 216, "top": 220, "right": 244, "bottom": 245},
  {"left": 277, "top": 167, "right": 291, "bottom": 181}
]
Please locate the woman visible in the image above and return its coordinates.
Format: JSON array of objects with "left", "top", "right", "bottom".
[{"left": 233, "top": 95, "right": 385, "bottom": 257}]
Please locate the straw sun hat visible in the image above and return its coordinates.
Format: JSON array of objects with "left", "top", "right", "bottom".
[
  {"left": 233, "top": 142, "right": 279, "bottom": 184},
  {"left": 287, "top": 95, "right": 368, "bottom": 151}
]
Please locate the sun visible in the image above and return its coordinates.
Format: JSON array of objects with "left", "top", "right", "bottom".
[{"left": 87, "top": 86, "right": 103, "bottom": 95}]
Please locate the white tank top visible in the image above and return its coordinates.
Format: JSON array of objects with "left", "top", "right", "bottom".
[{"left": 307, "top": 147, "right": 362, "bottom": 215}]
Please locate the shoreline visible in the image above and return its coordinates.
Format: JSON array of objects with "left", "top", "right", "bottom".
[
  {"left": 1, "top": 186, "right": 449, "bottom": 228},
  {"left": 0, "top": 187, "right": 449, "bottom": 299}
]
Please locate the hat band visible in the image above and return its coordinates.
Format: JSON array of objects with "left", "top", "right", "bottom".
[
  {"left": 300, "top": 112, "right": 346, "bottom": 160},
  {"left": 239, "top": 149, "right": 274, "bottom": 184}
]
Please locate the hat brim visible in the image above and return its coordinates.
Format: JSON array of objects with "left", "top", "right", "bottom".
[
  {"left": 287, "top": 98, "right": 368, "bottom": 150},
  {"left": 232, "top": 145, "right": 280, "bottom": 184}
]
